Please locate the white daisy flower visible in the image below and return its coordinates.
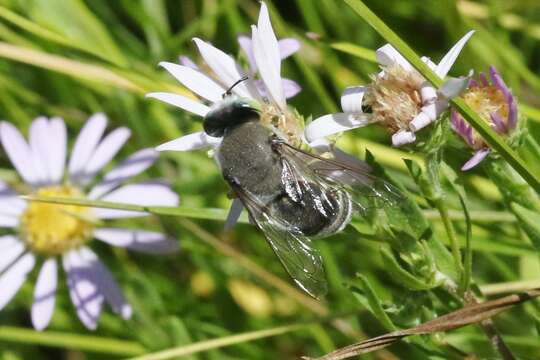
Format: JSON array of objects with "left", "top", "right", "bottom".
[
  {"left": 147, "top": 1, "right": 302, "bottom": 153},
  {"left": 0, "top": 114, "right": 179, "bottom": 331},
  {"left": 305, "top": 31, "right": 475, "bottom": 147},
  {"left": 147, "top": 2, "right": 305, "bottom": 228}
]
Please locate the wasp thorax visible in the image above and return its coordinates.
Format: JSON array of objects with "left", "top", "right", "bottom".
[
  {"left": 364, "top": 63, "right": 424, "bottom": 133},
  {"left": 260, "top": 103, "right": 302, "bottom": 146},
  {"left": 20, "top": 186, "right": 94, "bottom": 256}
]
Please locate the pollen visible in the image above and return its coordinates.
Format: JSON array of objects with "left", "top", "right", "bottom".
[
  {"left": 20, "top": 186, "right": 94, "bottom": 256},
  {"left": 365, "top": 63, "right": 424, "bottom": 133},
  {"left": 260, "top": 103, "right": 302, "bottom": 146}
]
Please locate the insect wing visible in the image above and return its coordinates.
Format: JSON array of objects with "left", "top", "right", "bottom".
[
  {"left": 231, "top": 184, "right": 328, "bottom": 298},
  {"left": 278, "top": 143, "right": 403, "bottom": 215}
]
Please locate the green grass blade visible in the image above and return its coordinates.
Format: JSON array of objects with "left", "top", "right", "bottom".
[
  {"left": 0, "top": 326, "right": 145, "bottom": 355},
  {"left": 343, "top": 0, "right": 540, "bottom": 193}
]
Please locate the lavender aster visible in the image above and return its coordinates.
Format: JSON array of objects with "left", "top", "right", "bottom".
[
  {"left": 451, "top": 66, "right": 519, "bottom": 170},
  {"left": 0, "top": 114, "right": 178, "bottom": 331}
]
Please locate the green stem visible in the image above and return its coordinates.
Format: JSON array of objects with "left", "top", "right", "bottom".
[
  {"left": 0, "top": 326, "right": 145, "bottom": 355},
  {"left": 343, "top": 0, "right": 540, "bottom": 194},
  {"left": 434, "top": 198, "right": 463, "bottom": 284}
]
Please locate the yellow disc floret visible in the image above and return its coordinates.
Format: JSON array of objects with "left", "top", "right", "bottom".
[
  {"left": 20, "top": 186, "right": 94, "bottom": 256},
  {"left": 260, "top": 103, "right": 302, "bottom": 147}
]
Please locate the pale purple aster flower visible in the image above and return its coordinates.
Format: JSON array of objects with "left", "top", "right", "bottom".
[
  {"left": 148, "top": 2, "right": 306, "bottom": 229},
  {"left": 451, "top": 66, "right": 518, "bottom": 170},
  {"left": 0, "top": 114, "right": 178, "bottom": 331},
  {"left": 305, "top": 31, "right": 475, "bottom": 147},
  {"left": 147, "top": 1, "right": 301, "bottom": 153}
]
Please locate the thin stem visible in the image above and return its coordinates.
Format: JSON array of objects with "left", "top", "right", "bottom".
[
  {"left": 0, "top": 326, "right": 145, "bottom": 355},
  {"left": 433, "top": 198, "right": 463, "bottom": 284}
]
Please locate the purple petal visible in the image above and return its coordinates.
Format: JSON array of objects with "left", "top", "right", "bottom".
[
  {"left": 79, "top": 247, "right": 132, "bottom": 320},
  {"left": 238, "top": 35, "right": 257, "bottom": 72},
  {"left": 0, "top": 121, "right": 40, "bottom": 185},
  {"left": 32, "top": 258, "right": 57, "bottom": 331},
  {"left": 451, "top": 110, "right": 474, "bottom": 147},
  {"left": 281, "top": 78, "right": 301, "bottom": 98},
  {"left": 88, "top": 148, "right": 159, "bottom": 200},
  {"left": 63, "top": 250, "right": 104, "bottom": 330},
  {"left": 468, "top": 79, "right": 479, "bottom": 87},
  {"left": 478, "top": 72, "right": 489, "bottom": 86},
  {"left": 179, "top": 55, "right": 199, "bottom": 70},
  {"left": 0, "top": 253, "right": 35, "bottom": 311},
  {"left": 462, "top": 149, "right": 490, "bottom": 171},
  {"left": 490, "top": 111, "right": 507, "bottom": 134},
  {"left": 93, "top": 182, "right": 179, "bottom": 219},
  {"left": 94, "top": 228, "right": 178, "bottom": 254},
  {"left": 278, "top": 38, "right": 301, "bottom": 59}
]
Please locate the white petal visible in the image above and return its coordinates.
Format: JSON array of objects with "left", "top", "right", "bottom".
[
  {"left": 68, "top": 113, "right": 108, "bottom": 180},
  {"left": 305, "top": 113, "right": 372, "bottom": 142},
  {"left": 63, "top": 250, "right": 103, "bottom": 330},
  {"left": 159, "top": 62, "right": 224, "bottom": 103},
  {"left": 94, "top": 228, "right": 178, "bottom": 254},
  {"left": 156, "top": 132, "right": 221, "bottom": 152},
  {"left": 193, "top": 38, "right": 254, "bottom": 98},
  {"left": 251, "top": 25, "right": 285, "bottom": 108},
  {"left": 238, "top": 35, "right": 256, "bottom": 71},
  {"left": 0, "top": 253, "right": 35, "bottom": 311},
  {"left": 392, "top": 130, "right": 416, "bottom": 146},
  {"left": 47, "top": 118, "right": 67, "bottom": 183},
  {"left": 420, "top": 84, "right": 437, "bottom": 104},
  {"left": 88, "top": 148, "right": 158, "bottom": 200},
  {"left": 341, "top": 86, "right": 367, "bottom": 113},
  {"left": 376, "top": 44, "right": 413, "bottom": 71},
  {"left": 0, "top": 235, "right": 20, "bottom": 251},
  {"left": 224, "top": 198, "right": 244, "bottom": 231},
  {"left": 0, "top": 214, "right": 18, "bottom": 228},
  {"left": 0, "top": 238, "right": 25, "bottom": 273},
  {"left": 278, "top": 38, "right": 301, "bottom": 59},
  {"left": 0, "top": 184, "right": 25, "bottom": 217},
  {"left": 28, "top": 117, "right": 50, "bottom": 184},
  {"left": 79, "top": 247, "right": 132, "bottom": 319},
  {"left": 435, "top": 30, "right": 475, "bottom": 78},
  {"left": 0, "top": 121, "right": 39, "bottom": 185},
  {"left": 82, "top": 127, "right": 131, "bottom": 181},
  {"left": 32, "top": 258, "right": 57, "bottom": 331},
  {"left": 439, "top": 74, "right": 472, "bottom": 99},
  {"left": 94, "top": 182, "right": 179, "bottom": 219},
  {"left": 146, "top": 92, "right": 209, "bottom": 117},
  {"left": 462, "top": 149, "right": 490, "bottom": 171},
  {"left": 307, "top": 138, "right": 332, "bottom": 153}
]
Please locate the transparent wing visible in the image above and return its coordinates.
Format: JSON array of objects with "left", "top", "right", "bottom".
[
  {"left": 278, "top": 142, "right": 404, "bottom": 216},
  {"left": 231, "top": 182, "right": 328, "bottom": 299}
]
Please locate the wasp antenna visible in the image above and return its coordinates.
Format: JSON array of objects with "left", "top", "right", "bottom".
[{"left": 223, "top": 76, "right": 249, "bottom": 98}]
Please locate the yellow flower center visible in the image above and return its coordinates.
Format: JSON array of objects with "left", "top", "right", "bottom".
[
  {"left": 365, "top": 64, "right": 425, "bottom": 133},
  {"left": 20, "top": 186, "right": 94, "bottom": 256},
  {"left": 462, "top": 85, "right": 508, "bottom": 147},
  {"left": 260, "top": 104, "right": 302, "bottom": 147}
]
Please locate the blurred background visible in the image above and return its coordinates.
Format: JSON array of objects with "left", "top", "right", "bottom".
[{"left": 0, "top": 0, "right": 540, "bottom": 359}]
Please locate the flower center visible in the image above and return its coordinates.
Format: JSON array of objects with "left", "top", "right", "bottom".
[
  {"left": 462, "top": 85, "right": 508, "bottom": 147},
  {"left": 365, "top": 64, "right": 424, "bottom": 133},
  {"left": 260, "top": 104, "right": 302, "bottom": 146},
  {"left": 20, "top": 186, "right": 94, "bottom": 256}
]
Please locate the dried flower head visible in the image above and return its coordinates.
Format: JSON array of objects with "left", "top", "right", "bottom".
[{"left": 451, "top": 66, "right": 518, "bottom": 170}]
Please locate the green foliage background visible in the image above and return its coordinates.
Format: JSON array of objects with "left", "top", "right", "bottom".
[{"left": 0, "top": 0, "right": 540, "bottom": 359}]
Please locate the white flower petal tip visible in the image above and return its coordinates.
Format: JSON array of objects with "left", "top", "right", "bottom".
[
  {"left": 409, "top": 102, "right": 441, "bottom": 132},
  {"left": 146, "top": 92, "right": 210, "bottom": 117},
  {"left": 341, "top": 86, "right": 367, "bottom": 113},
  {"left": 304, "top": 113, "right": 372, "bottom": 142},
  {"left": 439, "top": 72, "right": 473, "bottom": 99},
  {"left": 375, "top": 44, "right": 412, "bottom": 70},
  {"left": 32, "top": 258, "right": 57, "bottom": 331},
  {"left": 158, "top": 61, "right": 224, "bottom": 103},
  {"left": 392, "top": 131, "right": 416, "bottom": 147},
  {"left": 461, "top": 149, "right": 490, "bottom": 171},
  {"left": 0, "top": 253, "right": 36, "bottom": 311},
  {"left": 224, "top": 198, "right": 244, "bottom": 231},
  {"left": 436, "top": 30, "right": 475, "bottom": 78},
  {"left": 68, "top": 114, "right": 108, "bottom": 179},
  {"left": 420, "top": 84, "right": 437, "bottom": 104},
  {"left": 0, "top": 121, "right": 39, "bottom": 185},
  {"left": 155, "top": 132, "right": 221, "bottom": 152}
]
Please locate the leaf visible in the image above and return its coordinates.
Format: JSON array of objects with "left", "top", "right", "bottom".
[
  {"left": 351, "top": 275, "right": 397, "bottom": 331},
  {"left": 510, "top": 202, "right": 540, "bottom": 253},
  {"left": 330, "top": 42, "right": 376, "bottom": 62},
  {"left": 305, "top": 288, "right": 540, "bottom": 360},
  {"left": 379, "top": 247, "right": 437, "bottom": 291}
]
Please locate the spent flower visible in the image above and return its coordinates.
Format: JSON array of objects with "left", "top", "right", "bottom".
[
  {"left": 305, "top": 31, "right": 474, "bottom": 147},
  {"left": 451, "top": 66, "right": 519, "bottom": 170},
  {"left": 0, "top": 114, "right": 178, "bottom": 330}
]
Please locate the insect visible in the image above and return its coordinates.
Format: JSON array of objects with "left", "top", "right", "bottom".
[{"left": 204, "top": 79, "right": 402, "bottom": 298}]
